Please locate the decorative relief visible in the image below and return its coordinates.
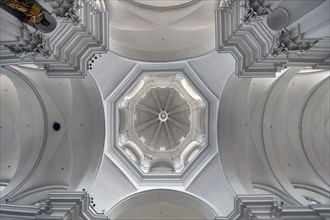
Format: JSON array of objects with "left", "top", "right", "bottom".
[
  {"left": 271, "top": 29, "right": 319, "bottom": 57},
  {"left": 5, "top": 26, "right": 52, "bottom": 59},
  {"left": 51, "top": 0, "right": 81, "bottom": 25},
  {"left": 241, "top": 0, "right": 270, "bottom": 24},
  {"left": 218, "top": 0, "right": 235, "bottom": 9}
]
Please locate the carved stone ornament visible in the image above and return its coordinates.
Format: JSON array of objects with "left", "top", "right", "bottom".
[
  {"left": 271, "top": 29, "right": 319, "bottom": 57},
  {"left": 241, "top": 0, "right": 270, "bottom": 24},
  {"left": 218, "top": 0, "right": 235, "bottom": 9},
  {"left": 51, "top": 0, "right": 81, "bottom": 25},
  {"left": 5, "top": 26, "right": 52, "bottom": 59}
]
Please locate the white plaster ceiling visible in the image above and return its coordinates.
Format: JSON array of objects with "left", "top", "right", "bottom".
[
  {"left": 218, "top": 67, "right": 330, "bottom": 206},
  {"left": 1, "top": 0, "right": 329, "bottom": 218},
  {"left": 0, "top": 73, "right": 44, "bottom": 190},
  {"left": 0, "top": 65, "right": 105, "bottom": 204},
  {"left": 117, "top": 202, "right": 206, "bottom": 220},
  {"left": 87, "top": 51, "right": 236, "bottom": 216},
  {"left": 106, "top": 0, "right": 218, "bottom": 61}
]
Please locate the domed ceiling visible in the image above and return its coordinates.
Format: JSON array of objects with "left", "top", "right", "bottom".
[
  {"left": 118, "top": 74, "right": 206, "bottom": 173},
  {"left": 105, "top": 63, "right": 219, "bottom": 186},
  {"left": 133, "top": 87, "right": 191, "bottom": 151}
]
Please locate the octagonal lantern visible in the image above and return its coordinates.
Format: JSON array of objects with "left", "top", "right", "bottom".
[{"left": 118, "top": 74, "right": 206, "bottom": 174}]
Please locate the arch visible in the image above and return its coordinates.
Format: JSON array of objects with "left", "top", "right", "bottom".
[
  {"left": 0, "top": 65, "right": 106, "bottom": 203},
  {"left": 0, "top": 66, "right": 48, "bottom": 202},
  {"left": 107, "top": 189, "right": 218, "bottom": 219},
  {"left": 150, "top": 157, "right": 174, "bottom": 170},
  {"left": 181, "top": 140, "right": 200, "bottom": 164},
  {"left": 125, "top": 140, "right": 144, "bottom": 162},
  {"left": 292, "top": 183, "right": 330, "bottom": 205},
  {"left": 301, "top": 77, "right": 330, "bottom": 185},
  {"left": 127, "top": 0, "right": 200, "bottom": 10},
  {"left": 253, "top": 183, "right": 297, "bottom": 205},
  {"left": 217, "top": 67, "right": 330, "bottom": 206}
]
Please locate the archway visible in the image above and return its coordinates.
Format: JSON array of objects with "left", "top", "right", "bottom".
[{"left": 108, "top": 189, "right": 218, "bottom": 219}]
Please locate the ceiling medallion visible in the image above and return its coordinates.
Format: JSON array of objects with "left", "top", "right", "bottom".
[{"left": 118, "top": 74, "right": 206, "bottom": 174}]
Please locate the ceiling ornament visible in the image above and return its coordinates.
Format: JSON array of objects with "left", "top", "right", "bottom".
[
  {"left": 51, "top": 0, "right": 81, "bottom": 25},
  {"left": 218, "top": 0, "right": 235, "bottom": 9},
  {"left": 5, "top": 26, "right": 52, "bottom": 60},
  {"left": 118, "top": 74, "right": 206, "bottom": 173},
  {"left": 241, "top": 0, "right": 270, "bottom": 25},
  {"left": 271, "top": 29, "right": 319, "bottom": 57}
]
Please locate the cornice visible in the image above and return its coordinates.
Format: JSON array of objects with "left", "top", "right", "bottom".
[
  {"left": 0, "top": 0, "right": 109, "bottom": 78},
  {"left": 0, "top": 192, "right": 109, "bottom": 220},
  {"left": 216, "top": 194, "right": 330, "bottom": 220},
  {"left": 1, "top": 193, "right": 328, "bottom": 219},
  {"left": 215, "top": 0, "right": 330, "bottom": 77},
  {"left": 39, "top": 0, "right": 109, "bottom": 77}
]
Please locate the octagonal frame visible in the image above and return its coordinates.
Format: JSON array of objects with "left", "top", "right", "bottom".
[{"left": 105, "top": 63, "right": 218, "bottom": 188}]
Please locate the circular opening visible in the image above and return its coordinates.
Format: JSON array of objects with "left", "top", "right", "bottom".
[
  {"left": 53, "top": 122, "right": 61, "bottom": 131},
  {"left": 159, "top": 111, "right": 168, "bottom": 122}
]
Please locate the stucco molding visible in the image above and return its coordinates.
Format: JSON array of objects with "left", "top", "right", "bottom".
[
  {"left": 215, "top": 0, "right": 330, "bottom": 77},
  {"left": 0, "top": 192, "right": 109, "bottom": 220},
  {"left": 216, "top": 194, "right": 330, "bottom": 220},
  {"left": 0, "top": 0, "right": 109, "bottom": 78}
]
